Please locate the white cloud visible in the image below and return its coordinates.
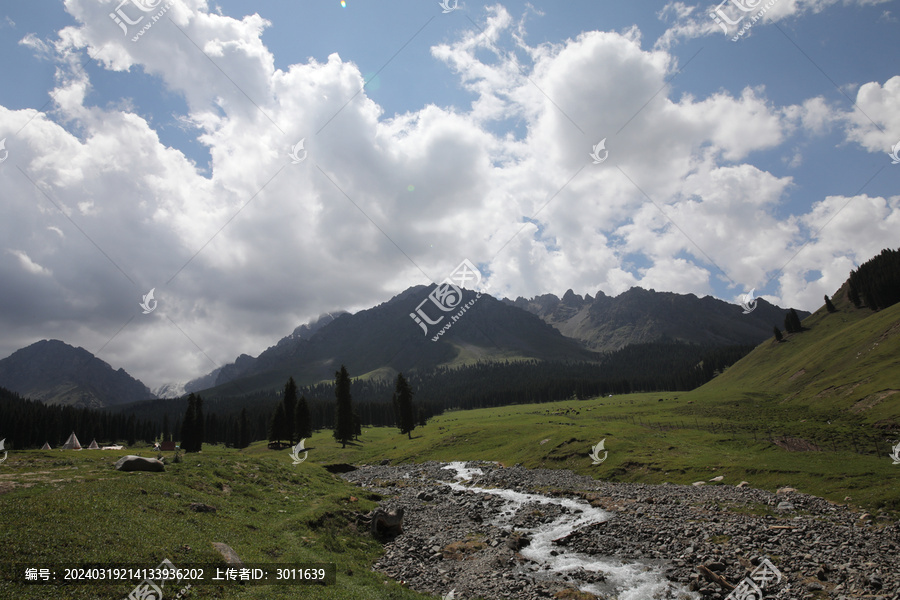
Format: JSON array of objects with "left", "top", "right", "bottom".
[
  {"left": 7, "top": 250, "right": 52, "bottom": 276},
  {"left": 656, "top": 0, "right": 893, "bottom": 48},
  {"left": 0, "top": 1, "right": 897, "bottom": 388}
]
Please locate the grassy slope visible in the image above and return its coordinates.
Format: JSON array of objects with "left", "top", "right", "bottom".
[
  {"left": 0, "top": 447, "right": 429, "bottom": 600},
  {"left": 309, "top": 299, "right": 900, "bottom": 512},
  {"left": 2, "top": 300, "right": 897, "bottom": 599}
]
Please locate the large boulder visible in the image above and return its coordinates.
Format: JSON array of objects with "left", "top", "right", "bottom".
[
  {"left": 367, "top": 507, "right": 404, "bottom": 538},
  {"left": 114, "top": 455, "right": 165, "bottom": 472}
]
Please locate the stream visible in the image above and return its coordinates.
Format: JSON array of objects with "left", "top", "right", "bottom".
[{"left": 441, "top": 462, "right": 698, "bottom": 600}]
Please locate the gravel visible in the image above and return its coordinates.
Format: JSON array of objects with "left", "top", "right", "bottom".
[{"left": 343, "top": 461, "right": 899, "bottom": 600}]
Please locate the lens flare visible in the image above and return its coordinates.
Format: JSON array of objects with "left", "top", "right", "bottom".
[{"left": 340, "top": 1, "right": 346, "bottom": 6}]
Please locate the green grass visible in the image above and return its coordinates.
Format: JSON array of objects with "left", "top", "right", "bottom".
[
  {"left": 0, "top": 446, "right": 439, "bottom": 600},
  {"left": 2, "top": 300, "right": 897, "bottom": 598}
]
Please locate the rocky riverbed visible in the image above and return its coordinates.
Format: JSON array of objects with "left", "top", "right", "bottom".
[{"left": 342, "top": 461, "right": 899, "bottom": 600}]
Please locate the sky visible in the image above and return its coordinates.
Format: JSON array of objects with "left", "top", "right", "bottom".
[{"left": 0, "top": 0, "right": 898, "bottom": 392}]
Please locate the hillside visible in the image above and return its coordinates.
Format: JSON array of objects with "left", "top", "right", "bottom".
[
  {"left": 198, "top": 286, "right": 599, "bottom": 397},
  {"left": 0, "top": 340, "right": 153, "bottom": 409},
  {"left": 693, "top": 280, "right": 900, "bottom": 430},
  {"left": 506, "top": 287, "right": 808, "bottom": 351}
]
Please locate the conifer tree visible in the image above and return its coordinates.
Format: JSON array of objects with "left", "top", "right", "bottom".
[
  {"left": 283, "top": 377, "right": 298, "bottom": 445},
  {"left": 773, "top": 325, "right": 783, "bottom": 342},
  {"left": 269, "top": 402, "right": 286, "bottom": 444},
  {"left": 239, "top": 408, "right": 251, "bottom": 448},
  {"left": 181, "top": 393, "right": 204, "bottom": 452},
  {"left": 392, "top": 373, "right": 416, "bottom": 439},
  {"left": 194, "top": 394, "right": 204, "bottom": 451},
  {"left": 295, "top": 394, "right": 311, "bottom": 439},
  {"left": 824, "top": 294, "right": 836, "bottom": 313},
  {"left": 333, "top": 365, "right": 354, "bottom": 448}
]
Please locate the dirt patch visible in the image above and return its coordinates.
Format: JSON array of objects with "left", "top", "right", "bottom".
[
  {"left": 772, "top": 437, "right": 822, "bottom": 452},
  {"left": 850, "top": 389, "right": 899, "bottom": 414},
  {"left": 788, "top": 369, "right": 806, "bottom": 381},
  {"left": 814, "top": 382, "right": 865, "bottom": 401}
]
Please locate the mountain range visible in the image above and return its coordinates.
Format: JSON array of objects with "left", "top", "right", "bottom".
[
  {"left": 505, "top": 287, "right": 790, "bottom": 351},
  {"left": 0, "top": 286, "right": 809, "bottom": 407},
  {"left": 0, "top": 339, "right": 152, "bottom": 409}
]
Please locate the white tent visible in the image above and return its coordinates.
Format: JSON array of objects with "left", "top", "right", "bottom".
[
  {"left": 87, "top": 439, "right": 99, "bottom": 449},
  {"left": 40, "top": 442, "right": 51, "bottom": 450},
  {"left": 62, "top": 432, "right": 82, "bottom": 450}
]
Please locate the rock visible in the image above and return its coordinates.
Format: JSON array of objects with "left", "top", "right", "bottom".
[
  {"left": 114, "top": 455, "right": 165, "bottom": 472},
  {"left": 324, "top": 463, "right": 357, "bottom": 474},
  {"left": 336, "top": 461, "right": 900, "bottom": 600},
  {"left": 692, "top": 481, "right": 706, "bottom": 486},
  {"left": 709, "top": 476, "right": 724, "bottom": 482},
  {"left": 776, "top": 501, "right": 795, "bottom": 511},
  {"left": 189, "top": 503, "right": 216, "bottom": 513},
  {"left": 211, "top": 542, "right": 243, "bottom": 566},
  {"left": 369, "top": 507, "right": 404, "bottom": 538},
  {"left": 736, "top": 481, "right": 750, "bottom": 488},
  {"left": 380, "top": 459, "right": 391, "bottom": 466},
  {"left": 776, "top": 487, "right": 798, "bottom": 494}
]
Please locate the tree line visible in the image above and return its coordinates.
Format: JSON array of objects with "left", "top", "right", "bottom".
[
  {"left": 848, "top": 247, "right": 900, "bottom": 311},
  {"left": 1, "top": 341, "right": 753, "bottom": 448}
]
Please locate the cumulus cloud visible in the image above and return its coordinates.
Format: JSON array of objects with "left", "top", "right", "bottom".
[
  {"left": 0, "top": 1, "right": 896, "bottom": 388},
  {"left": 656, "top": 0, "right": 892, "bottom": 48}
]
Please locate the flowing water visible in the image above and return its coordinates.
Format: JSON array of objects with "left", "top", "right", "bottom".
[{"left": 441, "top": 462, "right": 698, "bottom": 600}]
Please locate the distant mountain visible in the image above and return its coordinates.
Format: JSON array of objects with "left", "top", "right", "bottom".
[
  {"left": 152, "top": 382, "right": 186, "bottom": 399},
  {"left": 0, "top": 339, "right": 154, "bottom": 408},
  {"left": 504, "top": 287, "right": 809, "bottom": 351},
  {"left": 197, "top": 287, "right": 598, "bottom": 396}
]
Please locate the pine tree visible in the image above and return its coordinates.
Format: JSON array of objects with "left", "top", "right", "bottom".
[
  {"left": 295, "top": 395, "right": 311, "bottom": 439},
  {"left": 269, "top": 403, "right": 286, "bottom": 444},
  {"left": 848, "top": 277, "right": 862, "bottom": 308},
  {"left": 773, "top": 325, "right": 783, "bottom": 342},
  {"left": 392, "top": 373, "right": 416, "bottom": 439},
  {"left": 181, "top": 394, "right": 196, "bottom": 451},
  {"left": 824, "top": 294, "right": 836, "bottom": 313},
  {"left": 283, "top": 377, "right": 298, "bottom": 445},
  {"left": 239, "top": 408, "right": 251, "bottom": 449},
  {"left": 789, "top": 308, "right": 803, "bottom": 332},
  {"left": 333, "top": 365, "right": 354, "bottom": 448},
  {"left": 194, "top": 394, "right": 205, "bottom": 451}
]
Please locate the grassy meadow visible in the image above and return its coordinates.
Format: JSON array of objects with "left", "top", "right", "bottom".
[{"left": 1, "top": 300, "right": 897, "bottom": 598}]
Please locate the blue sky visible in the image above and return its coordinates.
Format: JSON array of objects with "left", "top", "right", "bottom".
[{"left": 0, "top": 0, "right": 898, "bottom": 390}]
